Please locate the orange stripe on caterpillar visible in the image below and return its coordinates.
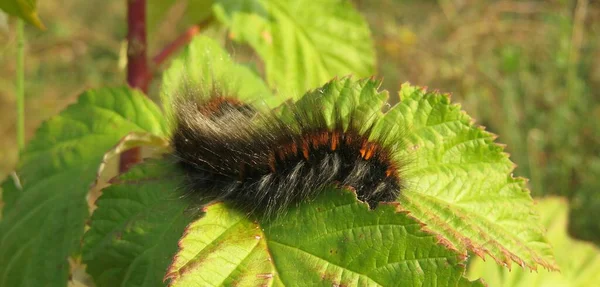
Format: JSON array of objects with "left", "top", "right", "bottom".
[
  {"left": 330, "top": 131, "right": 339, "bottom": 151},
  {"left": 302, "top": 139, "right": 310, "bottom": 160}
]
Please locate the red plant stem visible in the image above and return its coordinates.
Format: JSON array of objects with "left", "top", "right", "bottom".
[
  {"left": 120, "top": 0, "right": 148, "bottom": 173},
  {"left": 126, "top": 0, "right": 149, "bottom": 92},
  {"left": 152, "top": 17, "right": 213, "bottom": 67},
  {"left": 153, "top": 25, "right": 200, "bottom": 66},
  {"left": 119, "top": 5, "right": 210, "bottom": 173}
]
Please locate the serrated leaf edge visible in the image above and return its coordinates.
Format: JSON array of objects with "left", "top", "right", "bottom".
[{"left": 396, "top": 84, "right": 558, "bottom": 272}]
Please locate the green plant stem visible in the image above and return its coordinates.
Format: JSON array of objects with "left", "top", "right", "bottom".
[
  {"left": 16, "top": 19, "right": 25, "bottom": 151},
  {"left": 567, "top": 0, "right": 588, "bottom": 105}
]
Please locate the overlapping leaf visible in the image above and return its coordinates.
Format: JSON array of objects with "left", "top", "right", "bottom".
[
  {"left": 160, "top": 35, "right": 280, "bottom": 120},
  {"left": 214, "top": 0, "right": 375, "bottom": 95},
  {"left": 0, "top": 88, "right": 167, "bottom": 287},
  {"left": 468, "top": 198, "right": 600, "bottom": 286},
  {"left": 83, "top": 160, "right": 193, "bottom": 287}
]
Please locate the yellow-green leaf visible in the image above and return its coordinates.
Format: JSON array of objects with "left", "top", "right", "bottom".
[
  {"left": 467, "top": 197, "right": 600, "bottom": 286},
  {"left": 167, "top": 187, "right": 478, "bottom": 286},
  {"left": 0, "top": 0, "right": 44, "bottom": 29},
  {"left": 214, "top": 0, "right": 375, "bottom": 95}
]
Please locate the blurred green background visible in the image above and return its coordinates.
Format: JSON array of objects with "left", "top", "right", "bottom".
[{"left": 1, "top": 0, "right": 599, "bottom": 243}]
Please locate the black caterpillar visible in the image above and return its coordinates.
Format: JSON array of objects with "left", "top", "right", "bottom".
[{"left": 170, "top": 84, "right": 406, "bottom": 218}]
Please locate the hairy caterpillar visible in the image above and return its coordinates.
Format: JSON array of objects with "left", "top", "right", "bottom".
[{"left": 170, "top": 80, "right": 407, "bottom": 218}]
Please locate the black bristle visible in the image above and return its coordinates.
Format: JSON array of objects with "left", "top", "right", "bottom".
[{"left": 170, "top": 90, "right": 405, "bottom": 218}]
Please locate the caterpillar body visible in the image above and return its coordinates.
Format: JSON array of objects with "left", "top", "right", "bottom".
[{"left": 170, "top": 81, "right": 406, "bottom": 218}]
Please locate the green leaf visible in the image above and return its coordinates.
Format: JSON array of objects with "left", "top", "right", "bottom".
[
  {"left": 0, "top": 88, "right": 167, "bottom": 287},
  {"left": 284, "top": 78, "right": 556, "bottom": 271},
  {"left": 160, "top": 35, "right": 280, "bottom": 121},
  {"left": 385, "top": 84, "right": 557, "bottom": 271},
  {"left": 467, "top": 197, "right": 600, "bottom": 286},
  {"left": 167, "top": 187, "right": 477, "bottom": 286},
  {"left": 0, "top": 173, "right": 22, "bottom": 218},
  {"left": 459, "top": 277, "right": 487, "bottom": 287},
  {"left": 83, "top": 160, "right": 194, "bottom": 287},
  {"left": 161, "top": 78, "right": 556, "bottom": 282},
  {"left": 0, "top": 11, "right": 9, "bottom": 33},
  {"left": 0, "top": 0, "right": 44, "bottom": 29},
  {"left": 73, "top": 77, "right": 554, "bottom": 284},
  {"left": 278, "top": 76, "right": 388, "bottom": 130},
  {"left": 147, "top": 0, "right": 178, "bottom": 36},
  {"left": 214, "top": 0, "right": 375, "bottom": 95}
]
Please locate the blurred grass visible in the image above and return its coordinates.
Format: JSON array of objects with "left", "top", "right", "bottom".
[
  {"left": 1, "top": 0, "right": 599, "bottom": 242},
  {"left": 0, "top": 1, "right": 126, "bottom": 179}
]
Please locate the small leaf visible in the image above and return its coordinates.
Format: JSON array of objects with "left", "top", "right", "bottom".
[
  {"left": 0, "top": 88, "right": 167, "bottom": 287},
  {"left": 278, "top": 76, "right": 388, "bottom": 130},
  {"left": 214, "top": 0, "right": 375, "bottom": 95},
  {"left": 160, "top": 35, "right": 281, "bottom": 121},
  {"left": 0, "top": 0, "right": 44, "bottom": 29},
  {"left": 83, "top": 160, "right": 193, "bottom": 287},
  {"left": 468, "top": 197, "right": 600, "bottom": 286},
  {"left": 167, "top": 187, "right": 475, "bottom": 286},
  {"left": 95, "top": 131, "right": 170, "bottom": 179}
]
